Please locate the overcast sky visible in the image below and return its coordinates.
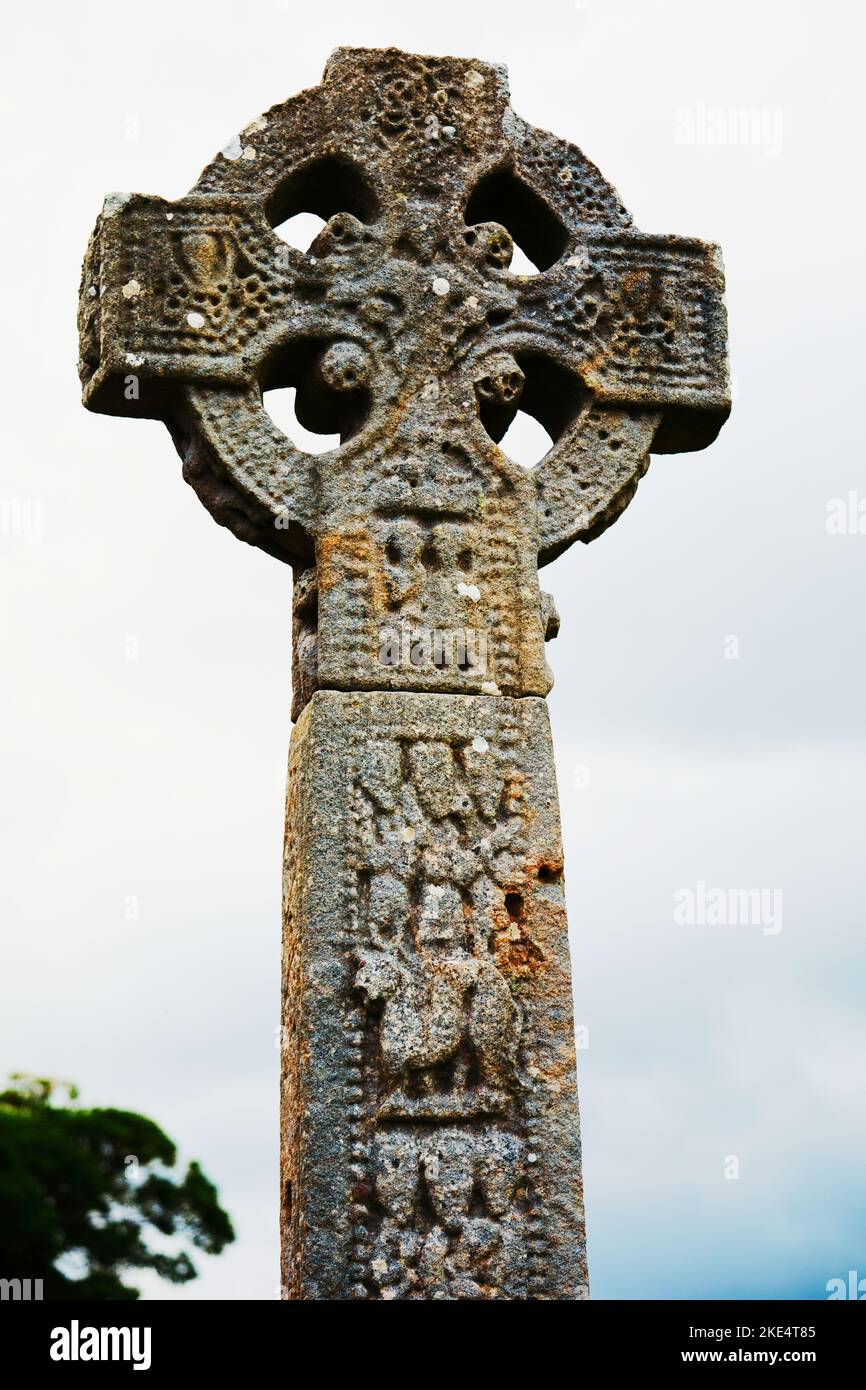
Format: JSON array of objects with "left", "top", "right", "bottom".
[{"left": 1, "top": 0, "right": 864, "bottom": 1299}]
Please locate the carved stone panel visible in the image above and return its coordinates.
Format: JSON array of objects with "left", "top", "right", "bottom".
[
  {"left": 281, "top": 689, "right": 586, "bottom": 1299},
  {"left": 78, "top": 47, "right": 729, "bottom": 701}
]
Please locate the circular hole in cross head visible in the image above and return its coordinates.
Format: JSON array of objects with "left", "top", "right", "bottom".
[
  {"left": 496, "top": 411, "right": 554, "bottom": 470},
  {"left": 260, "top": 336, "right": 372, "bottom": 454},
  {"left": 266, "top": 154, "right": 378, "bottom": 254},
  {"left": 476, "top": 350, "right": 590, "bottom": 470},
  {"left": 271, "top": 212, "right": 328, "bottom": 253},
  {"left": 464, "top": 165, "right": 568, "bottom": 276}
]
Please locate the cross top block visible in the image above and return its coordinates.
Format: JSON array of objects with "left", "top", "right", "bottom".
[{"left": 78, "top": 47, "right": 729, "bottom": 706}]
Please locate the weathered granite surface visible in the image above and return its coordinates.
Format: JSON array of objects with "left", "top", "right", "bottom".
[
  {"left": 78, "top": 46, "right": 729, "bottom": 1299},
  {"left": 282, "top": 690, "right": 583, "bottom": 1300},
  {"left": 78, "top": 46, "right": 728, "bottom": 707}
]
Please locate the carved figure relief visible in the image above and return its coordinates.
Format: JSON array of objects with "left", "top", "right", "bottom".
[{"left": 348, "top": 729, "right": 533, "bottom": 1297}]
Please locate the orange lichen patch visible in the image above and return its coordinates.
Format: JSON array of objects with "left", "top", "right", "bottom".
[
  {"left": 318, "top": 528, "right": 375, "bottom": 577},
  {"left": 520, "top": 851, "right": 564, "bottom": 886},
  {"left": 493, "top": 923, "right": 545, "bottom": 979},
  {"left": 621, "top": 267, "right": 654, "bottom": 306},
  {"left": 317, "top": 528, "right": 392, "bottom": 612},
  {"left": 490, "top": 882, "right": 547, "bottom": 979}
]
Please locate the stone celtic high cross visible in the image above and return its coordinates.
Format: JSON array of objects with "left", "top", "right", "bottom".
[{"left": 78, "top": 48, "right": 729, "bottom": 1300}]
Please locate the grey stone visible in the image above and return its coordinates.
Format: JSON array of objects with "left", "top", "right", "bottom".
[
  {"left": 78, "top": 47, "right": 730, "bottom": 1299},
  {"left": 77, "top": 45, "right": 728, "bottom": 705},
  {"left": 282, "top": 690, "right": 584, "bottom": 1300}
]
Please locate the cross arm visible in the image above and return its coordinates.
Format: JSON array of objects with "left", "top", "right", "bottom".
[
  {"left": 493, "top": 230, "right": 730, "bottom": 564},
  {"left": 77, "top": 191, "right": 302, "bottom": 415},
  {"left": 515, "top": 230, "right": 730, "bottom": 452},
  {"left": 77, "top": 191, "right": 326, "bottom": 561}
]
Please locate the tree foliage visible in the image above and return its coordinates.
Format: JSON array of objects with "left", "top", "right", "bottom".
[{"left": 0, "top": 1073, "right": 234, "bottom": 1299}]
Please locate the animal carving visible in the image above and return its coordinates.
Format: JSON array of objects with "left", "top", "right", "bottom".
[{"left": 354, "top": 946, "right": 520, "bottom": 1117}]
